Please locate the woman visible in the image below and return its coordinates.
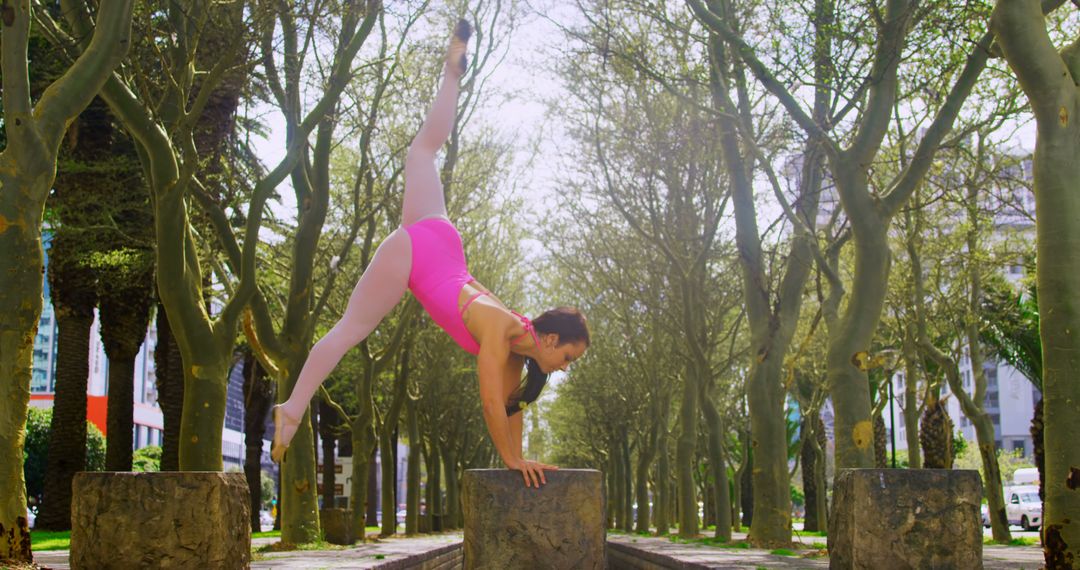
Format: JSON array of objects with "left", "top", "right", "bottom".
[{"left": 272, "top": 20, "right": 590, "bottom": 489}]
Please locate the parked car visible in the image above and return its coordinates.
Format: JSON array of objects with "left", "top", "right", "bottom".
[{"left": 1005, "top": 485, "right": 1041, "bottom": 531}]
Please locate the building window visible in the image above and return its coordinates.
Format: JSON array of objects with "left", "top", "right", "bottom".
[{"left": 1012, "top": 440, "right": 1026, "bottom": 454}]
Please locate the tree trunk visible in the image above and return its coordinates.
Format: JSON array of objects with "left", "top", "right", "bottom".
[
  {"left": 655, "top": 415, "right": 671, "bottom": 535},
  {"left": 1031, "top": 397, "right": 1044, "bottom": 502},
  {"left": 919, "top": 394, "right": 953, "bottom": 469},
  {"left": 607, "top": 453, "right": 618, "bottom": 529},
  {"left": 243, "top": 354, "right": 272, "bottom": 530},
  {"left": 621, "top": 435, "right": 634, "bottom": 532},
  {"left": 405, "top": 395, "right": 420, "bottom": 535},
  {"left": 441, "top": 444, "right": 459, "bottom": 530},
  {"left": 423, "top": 442, "right": 436, "bottom": 531},
  {"left": 36, "top": 245, "right": 95, "bottom": 531},
  {"left": 740, "top": 446, "right": 754, "bottom": 527},
  {"left": 992, "top": 2, "right": 1080, "bottom": 561},
  {"left": 746, "top": 359, "right": 792, "bottom": 545},
  {"left": 873, "top": 413, "right": 888, "bottom": 469},
  {"left": 0, "top": 0, "right": 134, "bottom": 557},
  {"left": 319, "top": 400, "right": 337, "bottom": 510},
  {"left": 801, "top": 413, "right": 828, "bottom": 532},
  {"left": 635, "top": 416, "right": 658, "bottom": 534},
  {"left": 701, "top": 393, "right": 732, "bottom": 540},
  {"left": 0, "top": 217, "right": 44, "bottom": 557},
  {"left": 367, "top": 447, "right": 379, "bottom": 528},
  {"left": 902, "top": 341, "right": 922, "bottom": 469},
  {"left": 100, "top": 283, "right": 152, "bottom": 472},
  {"left": 974, "top": 413, "right": 1011, "bottom": 541},
  {"left": 380, "top": 427, "right": 397, "bottom": 536},
  {"left": 0, "top": 213, "right": 44, "bottom": 557},
  {"left": 154, "top": 303, "right": 184, "bottom": 471},
  {"left": 675, "top": 374, "right": 699, "bottom": 536},
  {"left": 825, "top": 232, "right": 888, "bottom": 470}
]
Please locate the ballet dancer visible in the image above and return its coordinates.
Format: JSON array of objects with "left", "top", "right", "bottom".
[{"left": 271, "top": 20, "right": 590, "bottom": 489}]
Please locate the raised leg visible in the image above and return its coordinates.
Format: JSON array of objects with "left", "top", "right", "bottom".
[
  {"left": 273, "top": 229, "right": 412, "bottom": 462},
  {"left": 401, "top": 20, "right": 472, "bottom": 227}
]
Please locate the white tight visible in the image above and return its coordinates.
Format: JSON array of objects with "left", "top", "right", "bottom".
[{"left": 279, "top": 70, "right": 462, "bottom": 421}]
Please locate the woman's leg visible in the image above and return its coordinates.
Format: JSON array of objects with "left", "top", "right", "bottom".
[
  {"left": 273, "top": 229, "right": 412, "bottom": 461},
  {"left": 401, "top": 20, "right": 471, "bottom": 227}
]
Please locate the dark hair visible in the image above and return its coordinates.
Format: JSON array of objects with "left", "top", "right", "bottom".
[{"left": 506, "top": 307, "right": 590, "bottom": 416}]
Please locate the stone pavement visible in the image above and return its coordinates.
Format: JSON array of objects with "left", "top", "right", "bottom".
[
  {"left": 30, "top": 530, "right": 1045, "bottom": 569},
  {"left": 608, "top": 532, "right": 1045, "bottom": 569}
]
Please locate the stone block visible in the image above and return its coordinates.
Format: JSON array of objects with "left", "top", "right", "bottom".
[
  {"left": 828, "top": 468, "right": 982, "bottom": 569},
  {"left": 462, "top": 468, "right": 605, "bottom": 569},
  {"left": 320, "top": 508, "right": 355, "bottom": 545},
  {"left": 71, "top": 471, "right": 250, "bottom": 569}
]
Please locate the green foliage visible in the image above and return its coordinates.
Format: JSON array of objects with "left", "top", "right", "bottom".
[
  {"left": 24, "top": 408, "right": 106, "bottom": 506},
  {"left": 952, "top": 429, "right": 968, "bottom": 459},
  {"left": 261, "top": 472, "right": 276, "bottom": 511},
  {"left": 132, "top": 445, "right": 162, "bottom": 472},
  {"left": 980, "top": 275, "right": 1041, "bottom": 392},
  {"left": 790, "top": 486, "right": 804, "bottom": 508},
  {"left": 954, "top": 443, "right": 1034, "bottom": 490}
]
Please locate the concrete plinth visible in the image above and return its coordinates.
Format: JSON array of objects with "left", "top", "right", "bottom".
[
  {"left": 462, "top": 468, "right": 605, "bottom": 569},
  {"left": 320, "top": 508, "right": 355, "bottom": 545},
  {"left": 828, "top": 468, "right": 982, "bottom": 569},
  {"left": 71, "top": 471, "right": 251, "bottom": 569}
]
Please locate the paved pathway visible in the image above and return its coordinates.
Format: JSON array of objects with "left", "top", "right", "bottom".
[
  {"left": 30, "top": 530, "right": 1044, "bottom": 569},
  {"left": 608, "top": 532, "right": 1045, "bottom": 569}
]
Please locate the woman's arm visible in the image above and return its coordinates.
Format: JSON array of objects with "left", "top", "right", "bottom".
[
  {"left": 477, "top": 336, "right": 519, "bottom": 468},
  {"left": 509, "top": 407, "right": 524, "bottom": 459},
  {"left": 474, "top": 308, "right": 550, "bottom": 487}
]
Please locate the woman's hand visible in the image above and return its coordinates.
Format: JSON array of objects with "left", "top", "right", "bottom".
[{"left": 506, "top": 458, "right": 559, "bottom": 488}]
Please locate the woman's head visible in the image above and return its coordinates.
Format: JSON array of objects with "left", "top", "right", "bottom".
[
  {"left": 506, "top": 307, "right": 589, "bottom": 417},
  {"left": 532, "top": 306, "right": 590, "bottom": 374}
]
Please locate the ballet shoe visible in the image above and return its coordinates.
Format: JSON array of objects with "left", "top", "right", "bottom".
[
  {"left": 446, "top": 19, "right": 472, "bottom": 77},
  {"left": 271, "top": 405, "right": 301, "bottom": 464}
]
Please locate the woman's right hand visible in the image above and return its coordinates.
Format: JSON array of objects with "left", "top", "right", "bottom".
[{"left": 506, "top": 458, "right": 559, "bottom": 488}]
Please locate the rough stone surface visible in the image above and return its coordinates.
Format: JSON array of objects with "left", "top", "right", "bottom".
[
  {"left": 71, "top": 471, "right": 251, "bottom": 569},
  {"left": 828, "top": 468, "right": 981, "bottom": 569},
  {"left": 320, "top": 508, "right": 355, "bottom": 545},
  {"left": 462, "top": 469, "right": 605, "bottom": 569}
]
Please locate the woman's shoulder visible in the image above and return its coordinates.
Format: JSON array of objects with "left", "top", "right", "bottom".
[{"left": 466, "top": 298, "right": 525, "bottom": 339}]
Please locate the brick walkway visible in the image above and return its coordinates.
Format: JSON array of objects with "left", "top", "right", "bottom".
[{"left": 30, "top": 530, "right": 1044, "bottom": 569}]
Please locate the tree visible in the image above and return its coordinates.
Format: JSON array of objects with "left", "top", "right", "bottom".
[
  {"left": 0, "top": 0, "right": 134, "bottom": 559},
  {"left": 34, "top": 1, "right": 375, "bottom": 483},
  {"left": 990, "top": 1, "right": 1080, "bottom": 562},
  {"left": 689, "top": 0, "right": 997, "bottom": 471}
]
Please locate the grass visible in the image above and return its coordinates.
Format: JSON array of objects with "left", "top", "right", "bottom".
[
  {"left": 770, "top": 548, "right": 797, "bottom": 556},
  {"left": 254, "top": 540, "right": 348, "bottom": 554},
  {"left": 30, "top": 530, "right": 70, "bottom": 551},
  {"left": 252, "top": 530, "right": 281, "bottom": 539},
  {"left": 984, "top": 536, "right": 1040, "bottom": 547},
  {"left": 795, "top": 529, "right": 828, "bottom": 537},
  {"left": 667, "top": 535, "right": 752, "bottom": 549}
]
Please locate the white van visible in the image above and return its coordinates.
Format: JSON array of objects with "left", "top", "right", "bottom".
[
  {"left": 1004, "top": 484, "right": 1041, "bottom": 531},
  {"left": 1012, "top": 468, "right": 1039, "bottom": 486}
]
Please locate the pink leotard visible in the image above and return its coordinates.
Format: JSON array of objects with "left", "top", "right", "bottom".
[{"left": 404, "top": 217, "right": 537, "bottom": 354}]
